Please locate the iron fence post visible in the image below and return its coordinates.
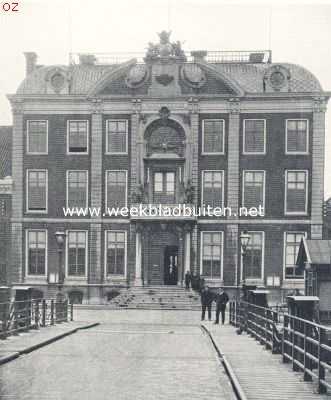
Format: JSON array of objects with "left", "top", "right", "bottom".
[
  {"left": 318, "top": 327, "right": 327, "bottom": 394},
  {"left": 50, "top": 300, "right": 54, "bottom": 325},
  {"left": 34, "top": 300, "right": 39, "bottom": 329},
  {"left": 41, "top": 299, "right": 46, "bottom": 327},
  {"left": 70, "top": 302, "right": 74, "bottom": 321}
]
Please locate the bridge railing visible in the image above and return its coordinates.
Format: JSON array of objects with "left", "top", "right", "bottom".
[
  {"left": 229, "top": 301, "right": 331, "bottom": 394},
  {"left": 0, "top": 298, "right": 74, "bottom": 340}
]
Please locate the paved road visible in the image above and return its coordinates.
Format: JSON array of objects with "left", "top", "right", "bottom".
[{"left": 0, "top": 310, "right": 235, "bottom": 400}]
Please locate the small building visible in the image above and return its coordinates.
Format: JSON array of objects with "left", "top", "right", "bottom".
[{"left": 296, "top": 238, "right": 331, "bottom": 321}]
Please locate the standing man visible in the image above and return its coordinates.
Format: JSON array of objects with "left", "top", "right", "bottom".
[
  {"left": 185, "top": 270, "right": 191, "bottom": 290},
  {"left": 214, "top": 287, "right": 229, "bottom": 325},
  {"left": 200, "top": 286, "right": 213, "bottom": 321}
]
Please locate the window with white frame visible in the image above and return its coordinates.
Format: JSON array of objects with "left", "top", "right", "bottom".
[
  {"left": 242, "top": 232, "right": 264, "bottom": 280},
  {"left": 106, "top": 120, "right": 128, "bottom": 154},
  {"left": 67, "top": 231, "right": 87, "bottom": 276},
  {"left": 67, "top": 171, "right": 88, "bottom": 208},
  {"left": 105, "top": 231, "right": 126, "bottom": 276},
  {"left": 201, "top": 232, "right": 223, "bottom": 279},
  {"left": 202, "top": 171, "right": 223, "bottom": 208},
  {"left": 286, "top": 119, "right": 308, "bottom": 154},
  {"left": 285, "top": 170, "right": 308, "bottom": 214},
  {"left": 26, "top": 230, "right": 47, "bottom": 275},
  {"left": 27, "top": 170, "right": 47, "bottom": 212},
  {"left": 106, "top": 171, "right": 127, "bottom": 208},
  {"left": 243, "top": 119, "right": 266, "bottom": 154},
  {"left": 27, "top": 120, "right": 48, "bottom": 154},
  {"left": 243, "top": 171, "right": 265, "bottom": 210},
  {"left": 202, "top": 119, "right": 224, "bottom": 154},
  {"left": 67, "top": 120, "right": 88, "bottom": 153},
  {"left": 284, "top": 232, "right": 306, "bottom": 279}
]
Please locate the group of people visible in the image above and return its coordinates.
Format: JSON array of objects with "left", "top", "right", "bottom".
[
  {"left": 200, "top": 286, "right": 229, "bottom": 324},
  {"left": 184, "top": 271, "right": 229, "bottom": 325}
]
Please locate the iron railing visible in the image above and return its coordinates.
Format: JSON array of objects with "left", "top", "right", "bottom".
[
  {"left": 69, "top": 50, "right": 272, "bottom": 65},
  {"left": 229, "top": 301, "right": 331, "bottom": 394},
  {"left": 0, "top": 298, "right": 74, "bottom": 339}
]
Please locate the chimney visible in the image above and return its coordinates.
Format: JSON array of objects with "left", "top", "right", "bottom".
[
  {"left": 24, "top": 52, "right": 38, "bottom": 76},
  {"left": 191, "top": 50, "right": 207, "bottom": 62}
]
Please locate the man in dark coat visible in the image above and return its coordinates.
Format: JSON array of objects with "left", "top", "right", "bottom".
[
  {"left": 214, "top": 287, "right": 229, "bottom": 325},
  {"left": 200, "top": 286, "right": 214, "bottom": 321},
  {"left": 184, "top": 271, "right": 191, "bottom": 290}
]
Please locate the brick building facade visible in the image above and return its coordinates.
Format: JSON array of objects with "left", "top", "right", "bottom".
[{"left": 6, "top": 33, "right": 330, "bottom": 303}]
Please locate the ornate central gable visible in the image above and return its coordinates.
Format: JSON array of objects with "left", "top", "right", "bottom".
[{"left": 87, "top": 32, "right": 244, "bottom": 97}]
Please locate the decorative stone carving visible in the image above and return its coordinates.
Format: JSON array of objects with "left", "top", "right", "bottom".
[
  {"left": 126, "top": 65, "right": 149, "bottom": 88},
  {"left": 155, "top": 74, "right": 174, "bottom": 86},
  {"left": 187, "top": 97, "right": 199, "bottom": 114},
  {"left": 88, "top": 97, "right": 103, "bottom": 114},
  {"left": 131, "top": 184, "right": 146, "bottom": 203},
  {"left": 313, "top": 96, "right": 327, "bottom": 113},
  {"left": 181, "top": 64, "right": 206, "bottom": 88},
  {"left": 45, "top": 67, "right": 71, "bottom": 94},
  {"left": 158, "top": 106, "right": 170, "bottom": 122},
  {"left": 11, "top": 99, "right": 24, "bottom": 114},
  {"left": 145, "top": 31, "right": 186, "bottom": 63},
  {"left": 263, "top": 65, "right": 291, "bottom": 92},
  {"left": 228, "top": 98, "right": 241, "bottom": 114}
]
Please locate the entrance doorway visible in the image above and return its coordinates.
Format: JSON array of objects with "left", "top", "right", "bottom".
[{"left": 164, "top": 245, "right": 178, "bottom": 285}]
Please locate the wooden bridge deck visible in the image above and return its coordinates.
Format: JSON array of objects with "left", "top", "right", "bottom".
[{"left": 203, "top": 322, "right": 330, "bottom": 400}]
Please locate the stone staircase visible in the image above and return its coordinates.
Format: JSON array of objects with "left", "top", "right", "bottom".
[{"left": 110, "top": 286, "right": 201, "bottom": 310}]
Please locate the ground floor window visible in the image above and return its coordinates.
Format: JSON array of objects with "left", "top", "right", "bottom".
[
  {"left": 242, "top": 231, "right": 264, "bottom": 280},
  {"left": 67, "top": 231, "right": 87, "bottom": 276},
  {"left": 105, "top": 231, "right": 126, "bottom": 276},
  {"left": 284, "top": 232, "right": 306, "bottom": 279},
  {"left": 201, "top": 232, "right": 223, "bottom": 279},
  {"left": 26, "top": 230, "right": 47, "bottom": 276}
]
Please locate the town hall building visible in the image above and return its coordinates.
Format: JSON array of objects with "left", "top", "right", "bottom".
[{"left": 7, "top": 32, "right": 329, "bottom": 303}]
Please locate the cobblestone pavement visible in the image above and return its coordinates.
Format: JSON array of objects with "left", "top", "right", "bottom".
[{"left": 0, "top": 310, "right": 235, "bottom": 400}]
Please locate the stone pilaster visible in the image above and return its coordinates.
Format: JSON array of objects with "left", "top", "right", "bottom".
[
  {"left": 188, "top": 98, "right": 199, "bottom": 274},
  {"left": 89, "top": 223, "right": 102, "bottom": 284},
  {"left": 311, "top": 97, "right": 326, "bottom": 239},
  {"left": 90, "top": 99, "right": 103, "bottom": 209},
  {"left": 226, "top": 99, "right": 241, "bottom": 285},
  {"left": 184, "top": 231, "right": 191, "bottom": 273},
  {"left": 11, "top": 103, "right": 24, "bottom": 283},
  {"left": 134, "top": 225, "right": 143, "bottom": 286},
  {"left": 188, "top": 98, "right": 199, "bottom": 204},
  {"left": 89, "top": 99, "right": 103, "bottom": 283},
  {"left": 131, "top": 99, "right": 141, "bottom": 188}
]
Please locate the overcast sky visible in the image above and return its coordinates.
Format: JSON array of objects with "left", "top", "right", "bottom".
[{"left": 1, "top": 0, "right": 331, "bottom": 196}]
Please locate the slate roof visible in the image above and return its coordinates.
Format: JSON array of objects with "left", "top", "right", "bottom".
[
  {"left": 16, "top": 61, "right": 323, "bottom": 95},
  {"left": 0, "top": 126, "right": 12, "bottom": 178},
  {"left": 297, "top": 239, "right": 331, "bottom": 267}
]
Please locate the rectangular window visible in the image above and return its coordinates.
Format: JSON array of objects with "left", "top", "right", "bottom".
[
  {"left": 67, "top": 231, "right": 87, "bottom": 277},
  {"left": 243, "top": 119, "right": 266, "bottom": 154},
  {"left": 284, "top": 232, "right": 306, "bottom": 279},
  {"left": 27, "top": 120, "right": 48, "bottom": 154},
  {"left": 67, "top": 171, "right": 88, "bottom": 208},
  {"left": 286, "top": 119, "right": 308, "bottom": 154},
  {"left": 105, "top": 231, "right": 126, "bottom": 276},
  {"left": 106, "top": 120, "right": 128, "bottom": 154},
  {"left": 26, "top": 230, "right": 47, "bottom": 276},
  {"left": 27, "top": 170, "right": 47, "bottom": 212},
  {"left": 202, "top": 119, "right": 224, "bottom": 154},
  {"left": 106, "top": 170, "right": 127, "bottom": 208},
  {"left": 153, "top": 171, "right": 175, "bottom": 203},
  {"left": 243, "top": 171, "right": 265, "bottom": 210},
  {"left": 202, "top": 171, "right": 223, "bottom": 208},
  {"left": 201, "top": 232, "right": 223, "bottom": 279},
  {"left": 285, "top": 170, "right": 308, "bottom": 214},
  {"left": 242, "top": 232, "right": 264, "bottom": 280},
  {"left": 67, "top": 120, "right": 88, "bottom": 154}
]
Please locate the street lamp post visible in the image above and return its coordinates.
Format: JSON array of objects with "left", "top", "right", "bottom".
[
  {"left": 237, "top": 230, "right": 251, "bottom": 335},
  {"left": 239, "top": 230, "right": 251, "bottom": 299},
  {"left": 54, "top": 231, "right": 66, "bottom": 321}
]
